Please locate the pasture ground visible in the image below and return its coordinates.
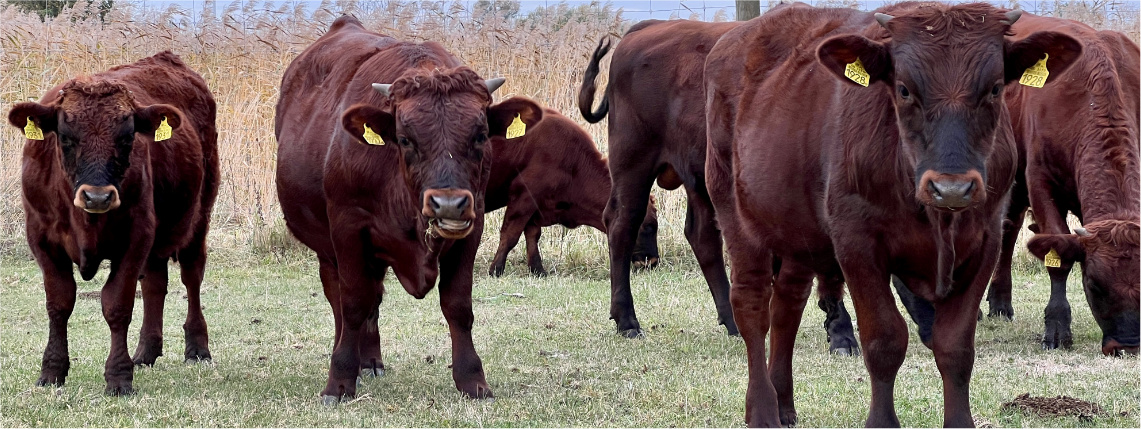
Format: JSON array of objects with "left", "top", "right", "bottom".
[{"left": 1, "top": 239, "right": 1137, "bottom": 427}]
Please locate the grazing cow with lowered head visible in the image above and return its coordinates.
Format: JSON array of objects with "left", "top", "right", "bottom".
[
  {"left": 274, "top": 16, "right": 541, "bottom": 402},
  {"left": 579, "top": 19, "right": 743, "bottom": 337},
  {"left": 983, "top": 13, "right": 1139, "bottom": 354},
  {"left": 705, "top": 2, "right": 1080, "bottom": 426},
  {"left": 7, "top": 51, "right": 219, "bottom": 395},
  {"left": 485, "top": 107, "right": 660, "bottom": 277}
]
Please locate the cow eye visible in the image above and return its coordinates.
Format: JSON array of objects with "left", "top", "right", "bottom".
[
  {"left": 990, "top": 83, "right": 1003, "bottom": 97},
  {"left": 897, "top": 84, "right": 910, "bottom": 100},
  {"left": 397, "top": 136, "right": 411, "bottom": 147},
  {"left": 473, "top": 132, "right": 488, "bottom": 145}
]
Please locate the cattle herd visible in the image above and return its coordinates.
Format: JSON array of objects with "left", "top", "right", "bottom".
[{"left": 6, "top": 1, "right": 1138, "bottom": 427}]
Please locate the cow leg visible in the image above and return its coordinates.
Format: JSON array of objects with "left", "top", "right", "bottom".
[
  {"left": 102, "top": 254, "right": 148, "bottom": 396},
  {"left": 489, "top": 202, "right": 534, "bottom": 277},
  {"left": 439, "top": 235, "right": 492, "bottom": 398},
  {"left": 132, "top": 256, "right": 168, "bottom": 366},
  {"left": 838, "top": 247, "right": 904, "bottom": 428},
  {"left": 815, "top": 275, "right": 859, "bottom": 356},
  {"left": 891, "top": 276, "right": 935, "bottom": 349},
  {"left": 1043, "top": 263, "right": 1074, "bottom": 349},
  {"left": 524, "top": 222, "right": 547, "bottom": 277},
  {"left": 36, "top": 249, "right": 77, "bottom": 387},
  {"left": 986, "top": 207, "right": 1025, "bottom": 320},
  {"left": 358, "top": 294, "right": 385, "bottom": 378},
  {"left": 325, "top": 228, "right": 376, "bottom": 402},
  {"left": 177, "top": 231, "right": 212, "bottom": 362},
  {"left": 683, "top": 184, "right": 737, "bottom": 336},
  {"left": 727, "top": 244, "right": 781, "bottom": 427},
  {"left": 769, "top": 260, "right": 815, "bottom": 426},
  {"left": 604, "top": 161, "right": 656, "bottom": 337},
  {"left": 318, "top": 256, "right": 343, "bottom": 351}
]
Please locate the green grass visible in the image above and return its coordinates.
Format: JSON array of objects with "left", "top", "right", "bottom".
[{"left": 0, "top": 241, "right": 1137, "bottom": 427}]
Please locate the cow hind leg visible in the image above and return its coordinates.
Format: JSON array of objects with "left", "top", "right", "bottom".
[
  {"left": 133, "top": 256, "right": 169, "bottom": 366},
  {"left": 986, "top": 209, "right": 1024, "bottom": 320},
  {"left": 524, "top": 222, "right": 547, "bottom": 277},
  {"left": 683, "top": 185, "right": 737, "bottom": 336},
  {"left": 178, "top": 234, "right": 212, "bottom": 362},
  {"left": 604, "top": 163, "right": 656, "bottom": 337},
  {"left": 769, "top": 261, "right": 815, "bottom": 426},
  {"left": 815, "top": 275, "right": 859, "bottom": 356}
]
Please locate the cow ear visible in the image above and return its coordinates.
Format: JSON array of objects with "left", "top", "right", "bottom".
[
  {"left": 1005, "top": 31, "right": 1082, "bottom": 84},
  {"left": 488, "top": 97, "right": 543, "bottom": 139},
  {"left": 1027, "top": 233, "right": 1086, "bottom": 264},
  {"left": 8, "top": 101, "right": 59, "bottom": 137},
  {"left": 342, "top": 104, "right": 395, "bottom": 146},
  {"left": 817, "top": 35, "right": 892, "bottom": 87},
  {"left": 135, "top": 104, "right": 184, "bottom": 137}
]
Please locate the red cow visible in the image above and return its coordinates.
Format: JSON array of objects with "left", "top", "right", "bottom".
[
  {"left": 7, "top": 51, "right": 219, "bottom": 395},
  {"left": 984, "top": 13, "right": 1139, "bottom": 354},
  {"left": 485, "top": 108, "right": 660, "bottom": 277},
  {"left": 705, "top": 3, "right": 1079, "bottom": 427},
  {"left": 579, "top": 20, "right": 743, "bottom": 337},
  {"left": 274, "top": 16, "right": 541, "bottom": 403}
]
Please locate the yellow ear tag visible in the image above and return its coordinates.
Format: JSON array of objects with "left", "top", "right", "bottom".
[
  {"left": 24, "top": 117, "right": 44, "bottom": 140},
  {"left": 844, "top": 58, "right": 870, "bottom": 87},
  {"left": 362, "top": 123, "right": 384, "bottom": 145},
  {"left": 154, "top": 117, "right": 172, "bottom": 142},
  {"left": 1019, "top": 53, "right": 1049, "bottom": 88},
  {"left": 505, "top": 114, "right": 526, "bottom": 139},
  {"left": 1044, "top": 248, "right": 1062, "bottom": 268}
]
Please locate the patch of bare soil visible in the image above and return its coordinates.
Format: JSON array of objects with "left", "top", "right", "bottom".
[{"left": 1002, "top": 393, "right": 1105, "bottom": 420}]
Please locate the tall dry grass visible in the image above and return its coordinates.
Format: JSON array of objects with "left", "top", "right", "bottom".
[{"left": 0, "top": 0, "right": 1135, "bottom": 271}]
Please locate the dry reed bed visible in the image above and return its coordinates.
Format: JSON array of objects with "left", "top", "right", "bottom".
[{"left": 0, "top": 0, "right": 1135, "bottom": 270}]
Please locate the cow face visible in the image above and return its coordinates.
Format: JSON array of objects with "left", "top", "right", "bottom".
[
  {"left": 818, "top": 4, "right": 1081, "bottom": 210},
  {"left": 1028, "top": 221, "right": 1141, "bottom": 356},
  {"left": 632, "top": 195, "right": 661, "bottom": 270},
  {"left": 7, "top": 80, "right": 182, "bottom": 213},
  {"left": 341, "top": 68, "right": 542, "bottom": 239}
]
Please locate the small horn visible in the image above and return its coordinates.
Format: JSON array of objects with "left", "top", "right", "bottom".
[
  {"left": 485, "top": 77, "right": 506, "bottom": 94},
  {"left": 874, "top": 13, "right": 894, "bottom": 29},
  {"left": 1001, "top": 9, "right": 1023, "bottom": 26},
  {"left": 1074, "top": 227, "right": 1090, "bottom": 236},
  {"left": 371, "top": 83, "right": 392, "bottom": 98}
]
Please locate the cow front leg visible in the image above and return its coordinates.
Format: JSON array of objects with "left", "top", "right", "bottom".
[
  {"left": 489, "top": 202, "right": 534, "bottom": 277},
  {"left": 523, "top": 222, "right": 548, "bottom": 276},
  {"left": 37, "top": 252, "right": 78, "bottom": 387},
  {"left": 102, "top": 255, "right": 148, "bottom": 396},
  {"left": 440, "top": 234, "right": 491, "bottom": 398}
]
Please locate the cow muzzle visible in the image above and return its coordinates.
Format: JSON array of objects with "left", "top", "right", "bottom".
[
  {"left": 916, "top": 170, "right": 985, "bottom": 210},
  {"left": 73, "top": 184, "right": 120, "bottom": 213},
  {"left": 422, "top": 189, "right": 476, "bottom": 239}
]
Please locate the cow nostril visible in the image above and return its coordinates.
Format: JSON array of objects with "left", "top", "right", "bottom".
[
  {"left": 927, "top": 180, "right": 941, "bottom": 197},
  {"left": 455, "top": 195, "right": 469, "bottom": 211},
  {"left": 429, "top": 196, "right": 443, "bottom": 211}
]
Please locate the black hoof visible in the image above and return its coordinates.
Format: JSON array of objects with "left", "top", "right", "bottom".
[
  {"left": 321, "top": 395, "right": 342, "bottom": 406},
  {"left": 361, "top": 366, "right": 385, "bottom": 377},
  {"left": 104, "top": 384, "right": 135, "bottom": 396},
  {"left": 35, "top": 376, "right": 64, "bottom": 388}
]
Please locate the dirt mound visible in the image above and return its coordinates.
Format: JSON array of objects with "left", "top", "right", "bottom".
[{"left": 1002, "top": 393, "right": 1105, "bottom": 420}]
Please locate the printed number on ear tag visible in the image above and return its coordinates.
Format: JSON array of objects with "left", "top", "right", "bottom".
[
  {"left": 844, "top": 59, "right": 870, "bottom": 87},
  {"left": 24, "top": 117, "right": 44, "bottom": 140},
  {"left": 362, "top": 123, "right": 385, "bottom": 145},
  {"left": 506, "top": 114, "right": 526, "bottom": 139},
  {"left": 154, "top": 117, "right": 173, "bottom": 142},
  {"left": 1019, "top": 54, "right": 1049, "bottom": 88},
  {"left": 1044, "top": 248, "right": 1062, "bottom": 268}
]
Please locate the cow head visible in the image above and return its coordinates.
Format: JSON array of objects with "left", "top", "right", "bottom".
[
  {"left": 818, "top": 4, "right": 1081, "bottom": 210},
  {"left": 1028, "top": 220, "right": 1141, "bottom": 356},
  {"left": 8, "top": 79, "right": 182, "bottom": 213},
  {"left": 341, "top": 67, "right": 542, "bottom": 239},
  {"left": 632, "top": 195, "right": 661, "bottom": 270}
]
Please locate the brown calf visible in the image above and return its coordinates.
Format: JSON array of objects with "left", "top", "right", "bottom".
[
  {"left": 579, "top": 19, "right": 742, "bottom": 337},
  {"left": 7, "top": 51, "right": 219, "bottom": 395},
  {"left": 985, "top": 13, "right": 1140, "bottom": 354},
  {"left": 274, "top": 16, "right": 541, "bottom": 403},
  {"left": 705, "top": 3, "right": 1079, "bottom": 426},
  {"left": 485, "top": 107, "right": 659, "bottom": 277}
]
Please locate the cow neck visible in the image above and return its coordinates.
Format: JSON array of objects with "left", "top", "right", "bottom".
[
  {"left": 930, "top": 208, "right": 959, "bottom": 299},
  {"left": 1071, "top": 43, "right": 1140, "bottom": 224}
]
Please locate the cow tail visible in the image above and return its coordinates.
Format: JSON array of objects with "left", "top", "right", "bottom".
[{"left": 578, "top": 36, "right": 611, "bottom": 124}]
